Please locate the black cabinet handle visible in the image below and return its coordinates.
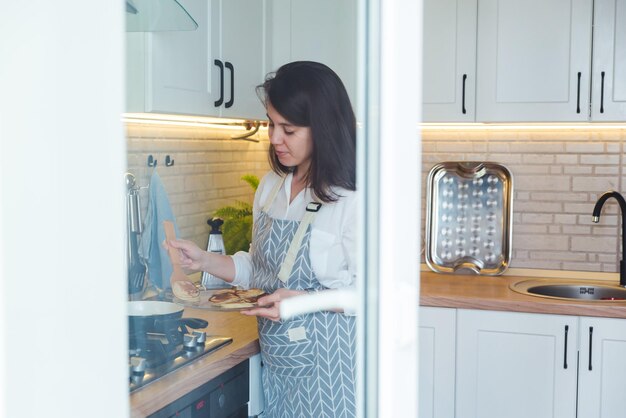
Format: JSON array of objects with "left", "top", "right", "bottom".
[
  {"left": 576, "top": 72, "right": 582, "bottom": 114},
  {"left": 600, "top": 71, "right": 605, "bottom": 114},
  {"left": 214, "top": 59, "right": 224, "bottom": 107},
  {"left": 225, "top": 61, "right": 234, "bottom": 108},
  {"left": 462, "top": 74, "right": 467, "bottom": 114},
  {"left": 589, "top": 327, "right": 593, "bottom": 370},
  {"left": 563, "top": 325, "right": 569, "bottom": 369}
]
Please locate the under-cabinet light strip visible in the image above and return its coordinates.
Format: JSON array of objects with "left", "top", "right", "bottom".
[
  {"left": 122, "top": 114, "right": 626, "bottom": 131},
  {"left": 421, "top": 123, "right": 626, "bottom": 130},
  {"left": 122, "top": 113, "right": 260, "bottom": 131}
]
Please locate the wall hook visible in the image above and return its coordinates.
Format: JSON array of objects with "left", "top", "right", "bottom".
[
  {"left": 147, "top": 155, "right": 157, "bottom": 167},
  {"left": 165, "top": 155, "right": 175, "bottom": 167}
]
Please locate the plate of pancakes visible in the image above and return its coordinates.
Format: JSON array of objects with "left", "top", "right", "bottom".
[{"left": 174, "top": 287, "right": 267, "bottom": 311}]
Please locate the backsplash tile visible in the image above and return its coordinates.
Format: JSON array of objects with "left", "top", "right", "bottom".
[
  {"left": 126, "top": 122, "right": 270, "bottom": 248},
  {"left": 127, "top": 122, "right": 626, "bottom": 275},
  {"left": 422, "top": 127, "right": 626, "bottom": 273}
]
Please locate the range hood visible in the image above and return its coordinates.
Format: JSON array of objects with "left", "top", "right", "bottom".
[{"left": 126, "top": 0, "right": 198, "bottom": 32}]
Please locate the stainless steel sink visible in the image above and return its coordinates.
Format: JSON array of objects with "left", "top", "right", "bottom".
[{"left": 510, "top": 279, "right": 626, "bottom": 302}]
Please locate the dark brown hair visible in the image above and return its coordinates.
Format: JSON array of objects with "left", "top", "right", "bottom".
[{"left": 257, "top": 61, "right": 356, "bottom": 202}]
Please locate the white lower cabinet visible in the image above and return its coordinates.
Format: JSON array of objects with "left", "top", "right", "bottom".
[
  {"left": 419, "top": 307, "right": 456, "bottom": 418},
  {"left": 424, "top": 309, "right": 626, "bottom": 418},
  {"left": 577, "top": 316, "right": 626, "bottom": 418},
  {"left": 456, "top": 309, "right": 578, "bottom": 418}
]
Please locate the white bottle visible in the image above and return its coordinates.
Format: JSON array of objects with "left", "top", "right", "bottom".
[{"left": 201, "top": 218, "right": 230, "bottom": 289}]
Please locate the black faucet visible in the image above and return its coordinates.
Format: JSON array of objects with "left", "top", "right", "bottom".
[{"left": 592, "top": 190, "right": 626, "bottom": 287}]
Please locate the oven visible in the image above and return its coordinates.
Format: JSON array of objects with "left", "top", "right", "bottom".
[{"left": 146, "top": 360, "right": 250, "bottom": 418}]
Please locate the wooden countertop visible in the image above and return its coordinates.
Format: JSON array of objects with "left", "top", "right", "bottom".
[
  {"left": 420, "top": 271, "right": 626, "bottom": 318},
  {"left": 130, "top": 271, "right": 626, "bottom": 416},
  {"left": 130, "top": 308, "right": 260, "bottom": 418}
]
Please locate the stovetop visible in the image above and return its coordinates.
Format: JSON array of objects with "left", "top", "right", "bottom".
[{"left": 129, "top": 330, "right": 232, "bottom": 392}]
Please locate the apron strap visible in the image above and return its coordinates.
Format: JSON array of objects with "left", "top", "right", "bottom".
[
  {"left": 277, "top": 202, "right": 322, "bottom": 283},
  {"left": 262, "top": 175, "right": 286, "bottom": 213}
]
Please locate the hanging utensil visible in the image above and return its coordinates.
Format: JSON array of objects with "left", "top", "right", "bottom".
[
  {"left": 128, "top": 231, "right": 147, "bottom": 294},
  {"left": 126, "top": 173, "right": 146, "bottom": 295}
]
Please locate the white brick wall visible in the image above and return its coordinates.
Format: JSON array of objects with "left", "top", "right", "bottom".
[
  {"left": 422, "top": 128, "right": 626, "bottom": 273},
  {"left": 126, "top": 122, "right": 270, "bottom": 249},
  {"left": 127, "top": 123, "right": 626, "bottom": 275}
]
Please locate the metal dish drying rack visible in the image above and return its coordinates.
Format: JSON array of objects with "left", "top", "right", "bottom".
[{"left": 425, "top": 161, "right": 513, "bottom": 275}]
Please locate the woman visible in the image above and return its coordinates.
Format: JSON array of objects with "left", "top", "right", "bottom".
[{"left": 168, "top": 61, "right": 357, "bottom": 417}]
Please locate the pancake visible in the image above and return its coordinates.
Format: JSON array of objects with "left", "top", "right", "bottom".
[
  {"left": 208, "top": 291, "right": 241, "bottom": 304},
  {"left": 208, "top": 288, "right": 267, "bottom": 308},
  {"left": 236, "top": 288, "right": 265, "bottom": 298},
  {"left": 172, "top": 280, "right": 200, "bottom": 301}
]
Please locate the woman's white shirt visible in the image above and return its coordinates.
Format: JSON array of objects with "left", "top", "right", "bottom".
[{"left": 230, "top": 171, "right": 357, "bottom": 290}]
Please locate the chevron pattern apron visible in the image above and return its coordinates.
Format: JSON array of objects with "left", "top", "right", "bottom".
[{"left": 252, "top": 179, "right": 356, "bottom": 418}]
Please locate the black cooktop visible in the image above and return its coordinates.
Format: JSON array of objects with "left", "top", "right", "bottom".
[{"left": 129, "top": 331, "right": 232, "bottom": 392}]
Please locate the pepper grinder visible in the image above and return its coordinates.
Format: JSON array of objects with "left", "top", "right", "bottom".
[{"left": 201, "top": 217, "right": 229, "bottom": 288}]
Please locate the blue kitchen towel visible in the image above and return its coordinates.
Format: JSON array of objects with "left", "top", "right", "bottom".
[{"left": 139, "top": 170, "right": 180, "bottom": 290}]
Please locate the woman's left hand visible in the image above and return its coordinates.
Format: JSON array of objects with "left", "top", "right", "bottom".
[{"left": 241, "top": 288, "right": 305, "bottom": 321}]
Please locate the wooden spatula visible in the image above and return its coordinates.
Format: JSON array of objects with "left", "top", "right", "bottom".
[{"left": 163, "top": 220, "right": 200, "bottom": 302}]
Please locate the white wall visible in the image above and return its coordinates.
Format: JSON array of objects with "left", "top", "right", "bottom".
[{"left": 0, "top": 2, "right": 128, "bottom": 418}]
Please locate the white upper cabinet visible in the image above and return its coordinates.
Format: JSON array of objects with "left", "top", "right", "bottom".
[
  {"left": 476, "top": 0, "right": 593, "bottom": 122},
  {"left": 591, "top": 0, "right": 626, "bottom": 121},
  {"left": 577, "top": 316, "right": 626, "bottom": 418},
  {"left": 214, "top": 0, "right": 266, "bottom": 119},
  {"left": 422, "top": 0, "right": 477, "bottom": 122},
  {"left": 421, "top": 0, "right": 626, "bottom": 122},
  {"left": 267, "top": 0, "right": 357, "bottom": 106},
  {"left": 126, "top": 0, "right": 266, "bottom": 119}
]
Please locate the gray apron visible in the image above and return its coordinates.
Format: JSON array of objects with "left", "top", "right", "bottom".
[{"left": 252, "top": 178, "right": 357, "bottom": 418}]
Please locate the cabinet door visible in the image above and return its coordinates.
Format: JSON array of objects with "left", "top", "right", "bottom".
[
  {"left": 476, "top": 0, "right": 593, "bottom": 122},
  {"left": 217, "top": 0, "right": 266, "bottom": 120},
  {"left": 419, "top": 307, "right": 455, "bottom": 418},
  {"left": 591, "top": 0, "right": 626, "bottom": 121},
  {"left": 578, "top": 317, "right": 626, "bottom": 418},
  {"left": 422, "top": 0, "right": 477, "bottom": 122},
  {"left": 268, "top": 0, "right": 358, "bottom": 105},
  {"left": 145, "top": 0, "right": 215, "bottom": 116},
  {"left": 456, "top": 309, "right": 578, "bottom": 418}
]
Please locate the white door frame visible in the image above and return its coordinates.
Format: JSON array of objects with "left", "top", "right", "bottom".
[
  {"left": 357, "top": 0, "right": 422, "bottom": 417},
  {"left": 0, "top": 2, "right": 128, "bottom": 417}
]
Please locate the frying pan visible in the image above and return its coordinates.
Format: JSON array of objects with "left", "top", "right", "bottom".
[{"left": 128, "top": 301, "right": 208, "bottom": 337}]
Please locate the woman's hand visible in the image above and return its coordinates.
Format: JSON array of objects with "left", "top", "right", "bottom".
[
  {"left": 165, "top": 239, "right": 236, "bottom": 283},
  {"left": 241, "top": 288, "right": 306, "bottom": 321},
  {"left": 165, "top": 239, "right": 207, "bottom": 273}
]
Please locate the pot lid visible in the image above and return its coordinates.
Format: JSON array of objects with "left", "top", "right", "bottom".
[{"left": 126, "top": 0, "right": 198, "bottom": 32}]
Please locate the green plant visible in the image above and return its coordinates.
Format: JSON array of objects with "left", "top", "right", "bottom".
[{"left": 213, "top": 174, "right": 259, "bottom": 254}]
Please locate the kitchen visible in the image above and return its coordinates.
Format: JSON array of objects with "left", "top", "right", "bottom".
[{"left": 2, "top": 1, "right": 626, "bottom": 418}]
